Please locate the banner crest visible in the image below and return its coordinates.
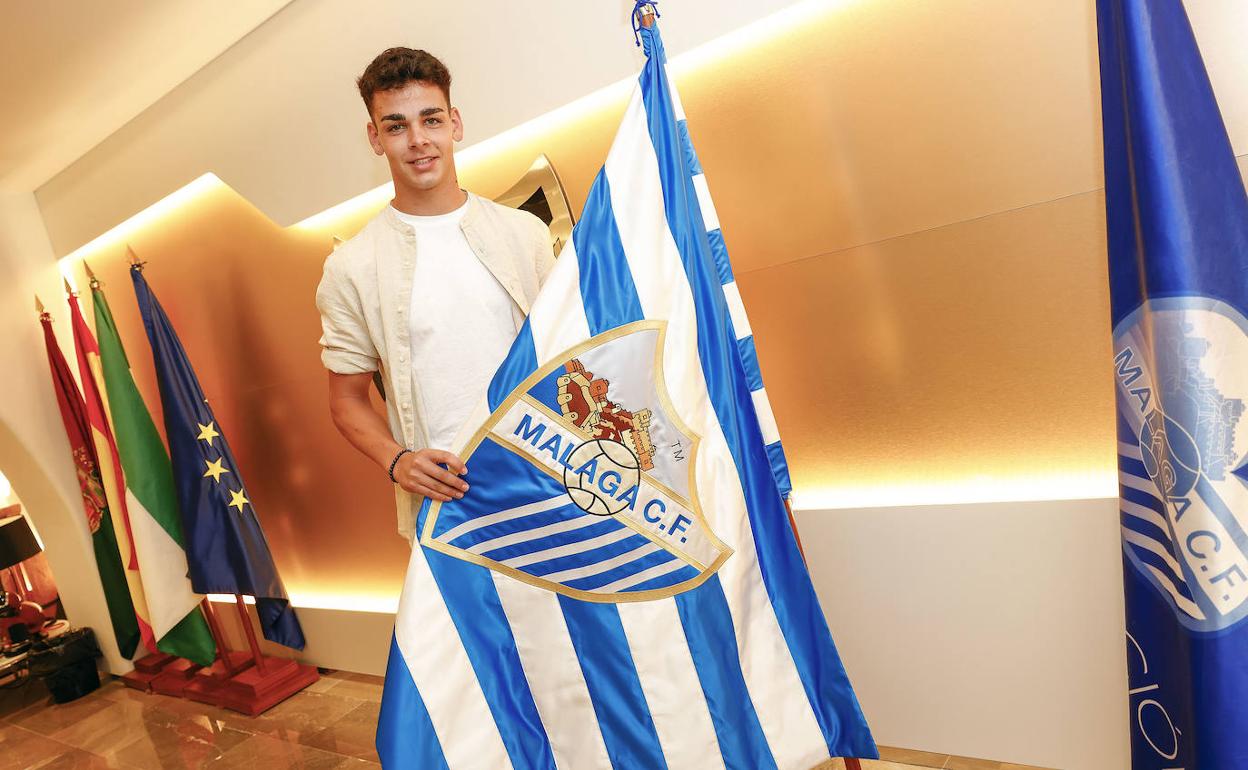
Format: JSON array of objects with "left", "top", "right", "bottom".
[{"left": 421, "top": 320, "right": 733, "bottom": 602}]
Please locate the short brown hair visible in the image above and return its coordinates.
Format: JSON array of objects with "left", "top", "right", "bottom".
[{"left": 357, "top": 47, "right": 451, "bottom": 116}]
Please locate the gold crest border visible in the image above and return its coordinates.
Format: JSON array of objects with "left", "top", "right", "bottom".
[{"left": 419, "top": 320, "right": 734, "bottom": 604}]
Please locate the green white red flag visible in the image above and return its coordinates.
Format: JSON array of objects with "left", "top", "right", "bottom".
[
  {"left": 89, "top": 280, "right": 216, "bottom": 666},
  {"left": 67, "top": 290, "right": 157, "bottom": 657},
  {"left": 39, "top": 309, "right": 141, "bottom": 658}
]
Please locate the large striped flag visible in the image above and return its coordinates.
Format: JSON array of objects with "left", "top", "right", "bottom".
[
  {"left": 129, "top": 265, "right": 305, "bottom": 650},
  {"left": 376, "top": 17, "right": 875, "bottom": 770},
  {"left": 1098, "top": 0, "right": 1248, "bottom": 765},
  {"left": 40, "top": 310, "right": 141, "bottom": 659},
  {"left": 88, "top": 280, "right": 216, "bottom": 666},
  {"left": 67, "top": 290, "right": 157, "bottom": 657}
]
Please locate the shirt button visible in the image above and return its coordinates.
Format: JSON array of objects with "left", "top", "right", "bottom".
[
  {"left": 402, "top": 402, "right": 412, "bottom": 411},
  {"left": 398, "top": 352, "right": 407, "bottom": 362}
]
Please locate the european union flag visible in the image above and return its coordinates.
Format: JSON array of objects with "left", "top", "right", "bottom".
[
  {"left": 376, "top": 13, "right": 874, "bottom": 769},
  {"left": 1098, "top": 0, "right": 1248, "bottom": 766},
  {"left": 130, "top": 264, "right": 305, "bottom": 650}
]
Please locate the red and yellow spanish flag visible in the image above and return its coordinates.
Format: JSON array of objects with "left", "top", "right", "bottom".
[
  {"left": 67, "top": 289, "right": 156, "bottom": 656},
  {"left": 39, "top": 307, "right": 142, "bottom": 659}
]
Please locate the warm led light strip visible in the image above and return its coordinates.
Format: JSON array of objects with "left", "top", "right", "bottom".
[
  {"left": 61, "top": 173, "right": 226, "bottom": 266},
  {"left": 201, "top": 467, "right": 1120, "bottom": 615},
  {"left": 789, "top": 470, "right": 1118, "bottom": 512},
  {"left": 207, "top": 592, "right": 399, "bottom": 614}
]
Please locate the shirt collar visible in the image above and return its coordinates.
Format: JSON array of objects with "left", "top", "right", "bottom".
[{"left": 383, "top": 191, "right": 480, "bottom": 236}]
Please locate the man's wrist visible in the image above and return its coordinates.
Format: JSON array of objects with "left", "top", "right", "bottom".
[{"left": 388, "top": 448, "right": 412, "bottom": 483}]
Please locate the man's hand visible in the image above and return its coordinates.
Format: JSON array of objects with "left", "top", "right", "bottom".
[
  {"left": 394, "top": 449, "right": 469, "bottom": 502},
  {"left": 326, "top": 371, "right": 470, "bottom": 502}
]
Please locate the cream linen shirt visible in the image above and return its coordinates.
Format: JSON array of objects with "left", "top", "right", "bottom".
[{"left": 315, "top": 192, "right": 556, "bottom": 541}]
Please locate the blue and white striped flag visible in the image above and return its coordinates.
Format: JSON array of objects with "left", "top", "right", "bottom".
[
  {"left": 1099, "top": 0, "right": 1248, "bottom": 766},
  {"left": 376, "top": 17, "right": 875, "bottom": 769}
]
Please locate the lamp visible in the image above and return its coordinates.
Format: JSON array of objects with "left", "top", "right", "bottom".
[{"left": 0, "top": 510, "right": 48, "bottom": 649}]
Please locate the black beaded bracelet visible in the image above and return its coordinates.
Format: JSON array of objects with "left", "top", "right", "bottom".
[{"left": 388, "top": 448, "right": 412, "bottom": 483}]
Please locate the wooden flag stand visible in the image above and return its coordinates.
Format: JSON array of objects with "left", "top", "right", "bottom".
[
  {"left": 123, "top": 596, "right": 315, "bottom": 715},
  {"left": 121, "top": 651, "right": 175, "bottom": 691},
  {"left": 121, "top": 599, "right": 249, "bottom": 696},
  {"left": 184, "top": 596, "right": 318, "bottom": 715},
  {"left": 182, "top": 598, "right": 253, "bottom": 706},
  {"left": 149, "top": 655, "right": 206, "bottom": 697}
]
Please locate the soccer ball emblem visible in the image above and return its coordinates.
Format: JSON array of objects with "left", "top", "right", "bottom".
[
  {"left": 1138, "top": 410, "right": 1201, "bottom": 498},
  {"left": 563, "top": 439, "right": 640, "bottom": 516}
]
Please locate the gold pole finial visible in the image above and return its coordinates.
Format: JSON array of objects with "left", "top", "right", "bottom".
[
  {"left": 63, "top": 277, "right": 77, "bottom": 297},
  {"left": 127, "top": 244, "right": 146, "bottom": 271},
  {"left": 35, "top": 294, "right": 46, "bottom": 316},
  {"left": 83, "top": 261, "right": 101, "bottom": 290},
  {"left": 332, "top": 235, "right": 344, "bottom": 246}
]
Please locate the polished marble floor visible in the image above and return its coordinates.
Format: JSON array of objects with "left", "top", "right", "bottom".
[
  {"left": 0, "top": 670, "right": 381, "bottom": 769},
  {"left": 0, "top": 669, "right": 1044, "bottom": 770}
]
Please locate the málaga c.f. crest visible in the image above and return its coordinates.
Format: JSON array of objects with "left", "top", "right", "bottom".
[
  {"left": 420, "top": 321, "right": 733, "bottom": 603},
  {"left": 1114, "top": 296, "right": 1248, "bottom": 633}
]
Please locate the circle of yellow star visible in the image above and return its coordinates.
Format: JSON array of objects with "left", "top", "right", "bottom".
[
  {"left": 227, "top": 488, "right": 249, "bottom": 513},
  {"left": 196, "top": 421, "right": 220, "bottom": 446},
  {"left": 203, "top": 457, "right": 230, "bottom": 483}
]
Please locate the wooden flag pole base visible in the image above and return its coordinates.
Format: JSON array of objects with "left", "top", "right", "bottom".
[
  {"left": 150, "top": 657, "right": 204, "bottom": 697},
  {"left": 205, "top": 594, "right": 317, "bottom": 716},
  {"left": 122, "top": 603, "right": 215, "bottom": 693},
  {"left": 184, "top": 598, "right": 255, "bottom": 706},
  {"left": 121, "top": 651, "right": 176, "bottom": 691},
  {"left": 199, "top": 597, "right": 236, "bottom": 674}
]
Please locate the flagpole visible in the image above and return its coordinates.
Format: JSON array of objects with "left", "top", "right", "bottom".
[
  {"left": 199, "top": 598, "right": 237, "bottom": 676},
  {"left": 234, "top": 595, "right": 268, "bottom": 674},
  {"left": 783, "top": 498, "right": 806, "bottom": 560}
]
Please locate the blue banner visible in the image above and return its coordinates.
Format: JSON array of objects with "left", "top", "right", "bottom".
[
  {"left": 1098, "top": 0, "right": 1248, "bottom": 766},
  {"left": 130, "top": 266, "right": 305, "bottom": 650}
]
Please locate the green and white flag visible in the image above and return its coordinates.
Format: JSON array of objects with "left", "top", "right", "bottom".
[{"left": 91, "top": 279, "right": 216, "bottom": 666}]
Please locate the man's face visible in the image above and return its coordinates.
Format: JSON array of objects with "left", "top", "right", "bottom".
[{"left": 366, "top": 81, "right": 463, "bottom": 196}]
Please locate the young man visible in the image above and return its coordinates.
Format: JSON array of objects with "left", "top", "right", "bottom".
[{"left": 316, "top": 48, "right": 556, "bottom": 542}]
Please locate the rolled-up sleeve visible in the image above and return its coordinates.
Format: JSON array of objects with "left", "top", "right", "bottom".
[{"left": 315, "top": 253, "right": 379, "bottom": 374}]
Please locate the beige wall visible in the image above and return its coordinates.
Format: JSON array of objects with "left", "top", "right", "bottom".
[{"left": 799, "top": 499, "right": 1128, "bottom": 770}]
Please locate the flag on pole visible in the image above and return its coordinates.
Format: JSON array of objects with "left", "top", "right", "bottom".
[
  {"left": 1098, "top": 0, "right": 1248, "bottom": 766},
  {"left": 67, "top": 290, "right": 157, "bottom": 657},
  {"left": 88, "top": 278, "right": 217, "bottom": 666},
  {"left": 40, "top": 310, "right": 142, "bottom": 659},
  {"left": 376, "top": 15, "right": 875, "bottom": 769},
  {"left": 129, "top": 265, "right": 305, "bottom": 650}
]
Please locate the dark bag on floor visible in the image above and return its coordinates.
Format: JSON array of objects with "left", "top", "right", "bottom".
[{"left": 29, "top": 627, "right": 101, "bottom": 703}]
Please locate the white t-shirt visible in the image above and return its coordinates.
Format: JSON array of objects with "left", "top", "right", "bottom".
[{"left": 394, "top": 202, "right": 525, "bottom": 452}]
